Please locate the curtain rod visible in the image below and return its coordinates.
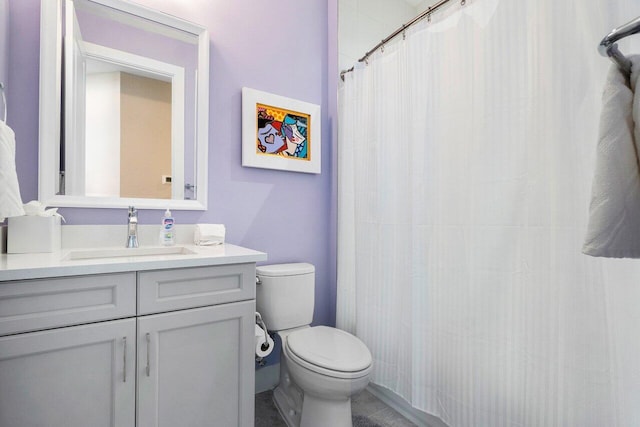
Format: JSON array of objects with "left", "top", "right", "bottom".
[
  {"left": 599, "top": 15, "right": 640, "bottom": 75},
  {"left": 340, "top": 0, "right": 466, "bottom": 80}
]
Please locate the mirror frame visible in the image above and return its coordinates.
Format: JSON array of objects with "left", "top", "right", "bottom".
[{"left": 38, "top": 0, "right": 209, "bottom": 210}]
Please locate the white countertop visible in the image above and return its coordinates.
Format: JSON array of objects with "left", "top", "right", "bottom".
[{"left": 0, "top": 243, "right": 267, "bottom": 281}]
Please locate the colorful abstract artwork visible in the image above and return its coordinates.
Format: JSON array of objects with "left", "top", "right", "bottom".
[
  {"left": 242, "top": 88, "right": 321, "bottom": 174},
  {"left": 256, "top": 104, "right": 310, "bottom": 161}
]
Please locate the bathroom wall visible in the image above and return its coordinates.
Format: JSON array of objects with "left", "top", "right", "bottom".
[{"left": 5, "top": 0, "right": 339, "bottom": 328}]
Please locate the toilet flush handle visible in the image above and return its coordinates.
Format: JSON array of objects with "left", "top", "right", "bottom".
[{"left": 256, "top": 276, "right": 262, "bottom": 285}]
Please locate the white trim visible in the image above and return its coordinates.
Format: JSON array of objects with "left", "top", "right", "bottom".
[
  {"left": 195, "top": 29, "right": 209, "bottom": 208},
  {"left": 64, "top": 0, "right": 86, "bottom": 196},
  {"left": 84, "top": 71, "right": 120, "bottom": 197},
  {"left": 38, "top": 0, "right": 62, "bottom": 202},
  {"left": 366, "top": 383, "right": 449, "bottom": 427},
  {"left": 74, "top": 0, "right": 204, "bottom": 42},
  {"left": 39, "top": 194, "right": 206, "bottom": 210},
  {"left": 38, "top": 0, "right": 209, "bottom": 211}
]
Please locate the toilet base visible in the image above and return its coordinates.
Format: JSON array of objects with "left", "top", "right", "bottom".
[
  {"left": 272, "top": 356, "right": 303, "bottom": 427},
  {"left": 273, "top": 385, "right": 301, "bottom": 427},
  {"left": 300, "top": 394, "right": 353, "bottom": 427},
  {"left": 273, "top": 384, "right": 354, "bottom": 427}
]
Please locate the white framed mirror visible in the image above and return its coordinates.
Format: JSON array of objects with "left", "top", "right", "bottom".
[{"left": 39, "top": 0, "right": 209, "bottom": 210}]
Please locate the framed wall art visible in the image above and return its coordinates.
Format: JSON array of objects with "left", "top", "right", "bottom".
[{"left": 242, "top": 87, "right": 321, "bottom": 174}]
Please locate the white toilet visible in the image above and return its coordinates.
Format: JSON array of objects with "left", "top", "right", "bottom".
[{"left": 256, "top": 263, "right": 373, "bottom": 427}]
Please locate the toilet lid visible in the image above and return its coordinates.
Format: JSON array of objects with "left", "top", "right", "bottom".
[
  {"left": 286, "top": 326, "right": 372, "bottom": 372},
  {"left": 256, "top": 263, "right": 314, "bottom": 277}
]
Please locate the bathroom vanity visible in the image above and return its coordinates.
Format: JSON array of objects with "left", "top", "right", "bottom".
[{"left": 0, "top": 243, "right": 266, "bottom": 427}]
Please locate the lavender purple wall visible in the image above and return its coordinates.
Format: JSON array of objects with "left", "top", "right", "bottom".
[{"left": 6, "top": 0, "right": 339, "bottom": 328}]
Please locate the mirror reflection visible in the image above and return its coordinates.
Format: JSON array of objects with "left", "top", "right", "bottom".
[
  {"left": 39, "top": 0, "right": 209, "bottom": 210},
  {"left": 84, "top": 70, "right": 173, "bottom": 199},
  {"left": 64, "top": 0, "right": 197, "bottom": 200}
]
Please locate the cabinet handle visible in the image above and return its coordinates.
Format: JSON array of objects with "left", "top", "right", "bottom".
[
  {"left": 123, "top": 337, "right": 127, "bottom": 383},
  {"left": 145, "top": 333, "right": 151, "bottom": 377}
]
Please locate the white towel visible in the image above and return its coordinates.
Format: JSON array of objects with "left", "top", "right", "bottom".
[
  {"left": 194, "top": 223, "right": 225, "bottom": 246},
  {"left": 583, "top": 56, "right": 640, "bottom": 258},
  {"left": 0, "top": 120, "right": 24, "bottom": 221}
]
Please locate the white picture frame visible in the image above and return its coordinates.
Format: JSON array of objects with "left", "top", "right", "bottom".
[{"left": 242, "top": 87, "right": 321, "bottom": 174}]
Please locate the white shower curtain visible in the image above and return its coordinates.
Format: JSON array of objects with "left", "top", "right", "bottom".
[{"left": 337, "top": 0, "right": 640, "bottom": 426}]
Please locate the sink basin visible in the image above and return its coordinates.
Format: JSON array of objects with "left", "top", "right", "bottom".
[{"left": 64, "top": 246, "right": 196, "bottom": 261}]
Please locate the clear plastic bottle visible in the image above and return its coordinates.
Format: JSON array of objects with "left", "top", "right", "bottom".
[{"left": 159, "top": 209, "right": 175, "bottom": 246}]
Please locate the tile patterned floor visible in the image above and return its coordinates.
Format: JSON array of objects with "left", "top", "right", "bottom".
[{"left": 255, "top": 389, "right": 417, "bottom": 427}]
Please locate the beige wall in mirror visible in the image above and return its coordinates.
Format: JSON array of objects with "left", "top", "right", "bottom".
[{"left": 120, "top": 73, "right": 172, "bottom": 200}]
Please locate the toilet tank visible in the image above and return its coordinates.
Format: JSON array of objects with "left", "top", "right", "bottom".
[{"left": 256, "top": 263, "right": 315, "bottom": 331}]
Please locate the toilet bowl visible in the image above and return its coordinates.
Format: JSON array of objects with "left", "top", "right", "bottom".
[{"left": 256, "top": 263, "right": 373, "bottom": 427}]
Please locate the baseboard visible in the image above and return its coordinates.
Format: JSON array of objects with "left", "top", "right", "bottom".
[
  {"left": 255, "top": 363, "right": 280, "bottom": 394},
  {"left": 366, "top": 383, "right": 449, "bottom": 427}
]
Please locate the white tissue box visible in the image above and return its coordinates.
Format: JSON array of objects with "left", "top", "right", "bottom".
[{"left": 7, "top": 216, "right": 62, "bottom": 253}]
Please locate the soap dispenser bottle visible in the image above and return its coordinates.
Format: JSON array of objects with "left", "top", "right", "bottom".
[{"left": 159, "top": 209, "right": 175, "bottom": 246}]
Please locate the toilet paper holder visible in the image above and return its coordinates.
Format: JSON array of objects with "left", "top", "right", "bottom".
[{"left": 255, "top": 312, "right": 270, "bottom": 351}]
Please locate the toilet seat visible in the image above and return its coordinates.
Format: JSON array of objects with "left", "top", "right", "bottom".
[{"left": 285, "top": 326, "right": 372, "bottom": 379}]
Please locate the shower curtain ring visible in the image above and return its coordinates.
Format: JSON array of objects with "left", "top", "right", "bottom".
[
  {"left": 381, "top": 41, "right": 385, "bottom": 53},
  {"left": 402, "top": 25, "right": 406, "bottom": 40},
  {"left": 461, "top": 0, "right": 466, "bottom": 5}
]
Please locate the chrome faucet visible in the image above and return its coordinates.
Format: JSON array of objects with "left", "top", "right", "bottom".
[{"left": 126, "top": 206, "right": 139, "bottom": 248}]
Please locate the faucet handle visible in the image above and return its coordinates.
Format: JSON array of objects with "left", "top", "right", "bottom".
[{"left": 126, "top": 206, "right": 139, "bottom": 248}]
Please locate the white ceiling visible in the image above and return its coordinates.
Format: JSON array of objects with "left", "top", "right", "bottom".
[{"left": 404, "top": 0, "right": 431, "bottom": 13}]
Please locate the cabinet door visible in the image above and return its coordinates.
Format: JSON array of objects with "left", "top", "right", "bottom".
[
  {"left": 137, "top": 300, "right": 255, "bottom": 427},
  {"left": 0, "top": 318, "right": 136, "bottom": 427}
]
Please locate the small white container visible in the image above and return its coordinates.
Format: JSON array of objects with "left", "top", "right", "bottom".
[
  {"left": 7, "top": 216, "right": 62, "bottom": 253},
  {"left": 159, "top": 209, "right": 175, "bottom": 246}
]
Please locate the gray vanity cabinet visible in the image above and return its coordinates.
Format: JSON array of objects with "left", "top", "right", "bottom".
[
  {"left": 137, "top": 301, "right": 255, "bottom": 427},
  {"left": 0, "top": 263, "right": 257, "bottom": 427},
  {"left": 0, "top": 318, "right": 137, "bottom": 427}
]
